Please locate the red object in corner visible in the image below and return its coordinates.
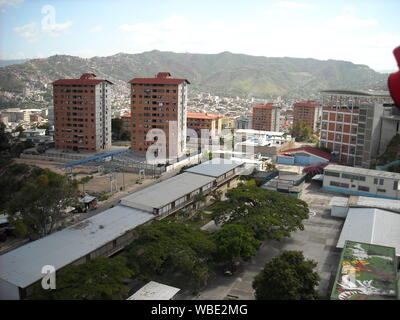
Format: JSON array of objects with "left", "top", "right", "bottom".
[{"left": 388, "top": 46, "right": 400, "bottom": 108}]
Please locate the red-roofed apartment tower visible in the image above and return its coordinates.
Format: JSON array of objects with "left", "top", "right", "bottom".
[
  {"left": 293, "top": 100, "right": 322, "bottom": 133},
  {"left": 52, "top": 73, "right": 113, "bottom": 152},
  {"left": 129, "top": 72, "right": 190, "bottom": 160},
  {"left": 252, "top": 103, "right": 280, "bottom": 131}
]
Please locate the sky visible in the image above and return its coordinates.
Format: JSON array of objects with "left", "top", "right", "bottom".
[{"left": 0, "top": 0, "right": 399, "bottom": 71}]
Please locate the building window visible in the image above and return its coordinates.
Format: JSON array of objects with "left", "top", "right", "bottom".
[
  {"left": 325, "top": 171, "right": 340, "bottom": 177},
  {"left": 330, "top": 181, "right": 349, "bottom": 188},
  {"left": 358, "top": 186, "right": 370, "bottom": 192},
  {"left": 394, "top": 181, "right": 398, "bottom": 190},
  {"left": 377, "top": 188, "right": 386, "bottom": 193}
]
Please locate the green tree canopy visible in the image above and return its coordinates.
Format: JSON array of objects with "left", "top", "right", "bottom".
[
  {"left": 253, "top": 250, "right": 320, "bottom": 300},
  {"left": 211, "top": 180, "right": 309, "bottom": 241},
  {"left": 30, "top": 257, "right": 133, "bottom": 300},
  {"left": 7, "top": 168, "right": 79, "bottom": 239},
  {"left": 289, "top": 121, "right": 313, "bottom": 142},
  {"left": 213, "top": 224, "right": 259, "bottom": 263},
  {"left": 124, "top": 221, "right": 216, "bottom": 290},
  {"left": 111, "top": 118, "right": 124, "bottom": 140}
]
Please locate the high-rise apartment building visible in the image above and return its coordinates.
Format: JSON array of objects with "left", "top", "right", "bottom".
[
  {"left": 251, "top": 103, "right": 280, "bottom": 131},
  {"left": 53, "top": 73, "right": 113, "bottom": 152},
  {"left": 293, "top": 100, "right": 322, "bottom": 133},
  {"left": 319, "top": 90, "right": 392, "bottom": 168},
  {"left": 128, "top": 72, "right": 190, "bottom": 160}
]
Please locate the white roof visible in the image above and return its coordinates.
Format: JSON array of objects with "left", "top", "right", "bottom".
[
  {"left": 127, "top": 281, "right": 180, "bottom": 300},
  {"left": 236, "top": 129, "right": 285, "bottom": 136},
  {"left": 350, "top": 196, "right": 400, "bottom": 213},
  {"left": 185, "top": 158, "right": 244, "bottom": 178},
  {"left": 0, "top": 205, "right": 153, "bottom": 288},
  {"left": 337, "top": 208, "right": 400, "bottom": 256},
  {"left": 324, "top": 164, "right": 400, "bottom": 179},
  {"left": 329, "top": 196, "right": 349, "bottom": 207},
  {"left": 120, "top": 172, "right": 215, "bottom": 210}
]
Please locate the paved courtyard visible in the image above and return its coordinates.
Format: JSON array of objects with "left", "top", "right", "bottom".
[{"left": 181, "top": 181, "right": 345, "bottom": 300}]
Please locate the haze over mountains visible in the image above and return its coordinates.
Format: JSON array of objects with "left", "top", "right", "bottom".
[{"left": 0, "top": 50, "right": 389, "bottom": 108}]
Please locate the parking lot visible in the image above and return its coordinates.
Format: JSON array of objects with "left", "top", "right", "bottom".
[{"left": 185, "top": 181, "right": 345, "bottom": 300}]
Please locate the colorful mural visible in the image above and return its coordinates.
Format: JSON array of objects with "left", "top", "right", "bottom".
[{"left": 331, "top": 241, "right": 398, "bottom": 300}]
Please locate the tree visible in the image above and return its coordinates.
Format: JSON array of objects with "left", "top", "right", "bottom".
[
  {"left": 30, "top": 257, "right": 133, "bottom": 300},
  {"left": 111, "top": 118, "right": 124, "bottom": 140},
  {"left": 124, "top": 221, "right": 216, "bottom": 290},
  {"left": 120, "top": 130, "right": 131, "bottom": 141},
  {"left": 289, "top": 121, "right": 312, "bottom": 142},
  {"left": 211, "top": 180, "right": 309, "bottom": 241},
  {"left": 7, "top": 168, "right": 79, "bottom": 239},
  {"left": 252, "top": 251, "right": 320, "bottom": 300},
  {"left": 78, "top": 175, "right": 93, "bottom": 193},
  {"left": 213, "top": 224, "right": 259, "bottom": 263}
]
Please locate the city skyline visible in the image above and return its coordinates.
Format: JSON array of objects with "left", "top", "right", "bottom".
[{"left": 0, "top": 0, "right": 399, "bottom": 71}]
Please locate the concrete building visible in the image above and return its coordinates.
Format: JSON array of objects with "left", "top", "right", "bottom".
[
  {"left": 121, "top": 113, "right": 132, "bottom": 133},
  {"left": 251, "top": 103, "right": 280, "bottom": 132},
  {"left": 329, "top": 195, "right": 400, "bottom": 218},
  {"left": 53, "top": 73, "right": 113, "bottom": 152},
  {"left": 262, "top": 171, "right": 307, "bottom": 198},
  {"left": 336, "top": 208, "right": 400, "bottom": 257},
  {"left": 0, "top": 205, "right": 154, "bottom": 300},
  {"left": 323, "top": 164, "right": 400, "bottom": 199},
  {"left": 120, "top": 159, "right": 245, "bottom": 219},
  {"left": 276, "top": 146, "right": 331, "bottom": 166},
  {"left": 235, "top": 115, "right": 251, "bottom": 129},
  {"left": 319, "top": 90, "right": 393, "bottom": 168},
  {"left": 378, "top": 105, "right": 400, "bottom": 155},
  {"left": 292, "top": 100, "right": 322, "bottom": 133},
  {"left": 331, "top": 240, "right": 398, "bottom": 300},
  {"left": 187, "top": 112, "right": 222, "bottom": 137},
  {"left": 128, "top": 72, "right": 190, "bottom": 161},
  {"left": 127, "top": 281, "right": 180, "bottom": 300}
]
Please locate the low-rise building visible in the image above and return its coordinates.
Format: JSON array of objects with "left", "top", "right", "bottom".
[
  {"left": 331, "top": 240, "right": 398, "bottom": 300},
  {"left": 330, "top": 195, "right": 400, "bottom": 218},
  {"left": 323, "top": 164, "right": 400, "bottom": 199},
  {"left": 336, "top": 208, "right": 400, "bottom": 257},
  {"left": 276, "top": 146, "right": 331, "bottom": 166},
  {"left": 187, "top": 112, "right": 222, "bottom": 137},
  {"left": 120, "top": 159, "right": 246, "bottom": 219},
  {"left": 0, "top": 205, "right": 154, "bottom": 300},
  {"left": 127, "top": 281, "right": 180, "bottom": 300}
]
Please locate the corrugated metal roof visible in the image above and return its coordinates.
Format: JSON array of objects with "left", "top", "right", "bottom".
[
  {"left": 120, "top": 172, "right": 215, "bottom": 210},
  {"left": 350, "top": 196, "right": 400, "bottom": 213},
  {"left": 0, "top": 206, "right": 153, "bottom": 288},
  {"left": 337, "top": 208, "right": 400, "bottom": 256},
  {"left": 185, "top": 158, "right": 243, "bottom": 178},
  {"left": 127, "top": 281, "right": 180, "bottom": 300}
]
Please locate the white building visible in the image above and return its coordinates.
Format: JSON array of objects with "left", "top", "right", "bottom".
[{"left": 323, "top": 164, "right": 400, "bottom": 199}]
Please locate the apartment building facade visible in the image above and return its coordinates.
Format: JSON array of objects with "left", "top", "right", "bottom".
[
  {"left": 187, "top": 112, "right": 222, "bottom": 137},
  {"left": 251, "top": 103, "right": 280, "bottom": 132},
  {"left": 53, "top": 73, "right": 113, "bottom": 152},
  {"left": 292, "top": 100, "right": 322, "bottom": 133},
  {"left": 323, "top": 164, "right": 400, "bottom": 199},
  {"left": 129, "top": 72, "right": 190, "bottom": 161},
  {"left": 319, "top": 90, "right": 392, "bottom": 168}
]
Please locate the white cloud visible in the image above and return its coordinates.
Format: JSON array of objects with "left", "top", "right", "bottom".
[
  {"left": 115, "top": 14, "right": 398, "bottom": 71},
  {"left": 0, "top": 0, "right": 23, "bottom": 6},
  {"left": 14, "top": 20, "right": 73, "bottom": 42},
  {"left": 90, "top": 25, "right": 103, "bottom": 33},
  {"left": 14, "top": 22, "right": 37, "bottom": 39},
  {"left": 327, "top": 14, "right": 378, "bottom": 28},
  {"left": 272, "top": 1, "right": 314, "bottom": 9}
]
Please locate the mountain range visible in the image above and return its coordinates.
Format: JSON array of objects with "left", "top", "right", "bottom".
[{"left": 0, "top": 50, "right": 389, "bottom": 108}]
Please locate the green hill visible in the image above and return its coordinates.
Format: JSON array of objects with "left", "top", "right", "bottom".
[{"left": 0, "top": 50, "right": 388, "bottom": 108}]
